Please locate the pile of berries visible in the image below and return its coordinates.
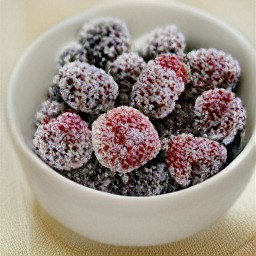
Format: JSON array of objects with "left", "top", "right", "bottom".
[{"left": 33, "top": 17, "right": 246, "bottom": 196}]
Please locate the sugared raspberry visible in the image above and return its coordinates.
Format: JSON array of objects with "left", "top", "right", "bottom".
[
  {"left": 108, "top": 52, "right": 146, "bottom": 105},
  {"left": 34, "top": 99, "right": 64, "bottom": 126},
  {"left": 92, "top": 106, "right": 161, "bottom": 173},
  {"left": 33, "top": 112, "right": 92, "bottom": 171},
  {"left": 194, "top": 89, "right": 246, "bottom": 145},
  {"left": 54, "top": 62, "right": 118, "bottom": 114},
  {"left": 138, "top": 25, "right": 186, "bottom": 61},
  {"left": 154, "top": 53, "right": 190, "bottom": 84},
  {"left": 131, "top": 62, "right": 185, "bottom": 119},
  {"left": 78, "top": 17, "right": 131, "bottom": 70},
  {"left": 57, "top": 41, "right": 87, "bottom": 68},
  {"left": 186, "top": 48, "right": 240, "bottom": 90},
  {"left": 165, "top": 134, "right": 227, "bottom": 187}
]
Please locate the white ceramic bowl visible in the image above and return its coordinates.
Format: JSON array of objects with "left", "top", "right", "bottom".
[{"left": 7, "top": 0, "right": 256, "bottom": 246}]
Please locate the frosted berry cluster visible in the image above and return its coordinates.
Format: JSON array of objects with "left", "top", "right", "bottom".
[
  {"left": 165, "top": 134, "right": 227, "bottom": 187},
  {"left": 32, "top": 17, "right": 247, "bottom": 197},
  {"left": 194, "top": 89, "right": 246, "bottom": 145},
  {"left": 131, "top": 62, "right": 185, "bottom": 119},
  {"left": 186, "top": 48, "right": 240, "bottom": 90},
  {"left": 92, "top": 106, "right": 161, "bottom": 173},
  {"left": 138, "top": 25, "right": 186, "bottom": 61},
  {"left": 33, "top": 113, "right": 93, "bottom": 171}
]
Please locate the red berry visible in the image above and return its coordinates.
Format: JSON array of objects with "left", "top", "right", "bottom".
[
  {"left": 131, "top": 62, "right": 185, "bottom": 119},
  {"left": 33, "top": 112, "right": 92, "bottom": 171},
  {"left": 154, "top": 53, "right": 190, "bottom": 83},
  {"left": 92, "top": 106, "right": 161, "bottom": 173},
  {"left": 194, "top": 89, "right": 246, "bottom": 145},
  {"left": 186, "top": 48, "right": 240, "bottom": 90},
  {"left": 166, "top": 134, "right": 227, "bottom": 187}
]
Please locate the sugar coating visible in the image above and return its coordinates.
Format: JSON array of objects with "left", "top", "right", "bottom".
[
  {"left": 166, "top": 134, "right": 227, "bottom": 187},
  {"left": 58, "top": 153, "right": 176, "bottom": 196},
  {"left": 154, "top": 53, "right": 190, "bottom": 84},
  {"left": 186, "top": 48, "right": 240, "bottom": 90},
  {"left": 78, "top": 17, "right": 131, "bottom": 70},
  {"left": 152, "top": 84, "right": 204, "bottom": 139},
  {"left": 54, "top": 62, "right": 119, "bottom": 114},
  {"left": 109, "top": 53, "right": 145, "bottom": 98},
  {"left": 108, "top": 52, "right": 146, "bottom": 106},
  {"left": 92, "top": 106, "right": 161, "bottom": 173},
  {"left": 138, "top": 25, "right": 186, "bottom": 61},
  {"left": 152, "top": 100, "right": 195, "bottom": 139},
  {"left": 48, "top": 83, "right": 63, "bottom": 102},
  {"left": 194, "top": 88, "right": 246, "bottom": 145},
  {"left": 120, "top": 163, "right": 174, "bottom": 196},
  {"left": 57, "top": 41, "right": 87, "bottom": 68},
  {"left": 33, "top": 112, "right": 93, "bottom": 171},
  {"left": 108, "top": 52, "right": 146, "bottom": 89},
  {"left": 34, "top": 99, "right": 63, "bottom": 126},
  {"left": 131, "top": 62, "right": 185, "bottom": 119}
]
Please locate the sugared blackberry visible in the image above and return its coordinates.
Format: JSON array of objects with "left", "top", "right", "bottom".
[
  {"left": 108, "top": 52, "right": 146, "bottom": 106},
  {"left": 54, "top": 62, "right": 118, "bottom": 114},
  {"left": 78, "top": 17, "right": 131, "bottom": 70},
  {"left": 57, "top": 41, "right": 87, "bottom": 68},
  {"left": 138, "top": 25, "right": 186, "bottom": 61}
]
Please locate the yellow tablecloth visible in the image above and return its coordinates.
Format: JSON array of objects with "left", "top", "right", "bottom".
[{"left": 1, "top": 0, "right": 255, "bottom": 255}]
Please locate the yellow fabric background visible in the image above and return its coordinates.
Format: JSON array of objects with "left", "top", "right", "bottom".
[{"left": 0, "top": 0, "right": 255, "bottom": 255}]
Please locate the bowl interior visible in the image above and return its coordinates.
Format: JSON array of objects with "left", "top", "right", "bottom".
[{"left": 8, "top": 1, "right": 256, "bottom": 189}]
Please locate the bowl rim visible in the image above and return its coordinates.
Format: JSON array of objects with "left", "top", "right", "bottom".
[{"left": 7, "top": 0, "right": 256, "bottom": 202}]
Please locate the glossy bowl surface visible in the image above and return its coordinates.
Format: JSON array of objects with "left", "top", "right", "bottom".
[{"left": 7, "top": 0, "right": 256, "bottom": 246}]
